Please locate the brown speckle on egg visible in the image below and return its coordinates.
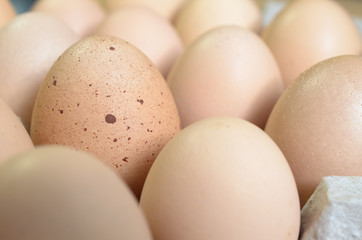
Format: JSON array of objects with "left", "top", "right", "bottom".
[{"left": 105, "top": 114, "right": 116, "bottom": 124}]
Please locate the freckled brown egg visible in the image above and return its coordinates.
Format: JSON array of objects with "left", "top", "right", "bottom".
[
  {"left": 167, "top": 25, "right": 283, "bottom": 129},
  {"left": 0, "top": 98, "right": 33, "bottom": 164},
  {"left": 0, "top": 146, "right": 152, "bottom": 240},
  {"left": 262, "top": 0, "right": 362, "bottom": 87},
  {"left": 96, "top": 6, "right": 184, "bottom": 77},
  {"left": 265, "top": 55, "right": 362, "bottom": 207},
  {"left": 31, "top": 0, "right": 106, "bottom": 37},
  {"left": 30, "top": 35, "right": 180, "bottom": 198},
  {"left": 140, "top": 117, "right": 300, "bottom": 240},
  {"left": 0, "top": 12, "right": 79, "bottom": 130},
  {"left": 0, "top": 0, "right": 16, "bottom": 29},
  {"left": 102, "top": 0, "right": 187, "bottom": 21},
  {"left": 175, "top": 0, "right": 262, "bottom": 46}
]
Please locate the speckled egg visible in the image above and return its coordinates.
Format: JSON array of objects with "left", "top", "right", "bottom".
[{"left": 30, "top": 35, "right": 180, "bottom": 198}]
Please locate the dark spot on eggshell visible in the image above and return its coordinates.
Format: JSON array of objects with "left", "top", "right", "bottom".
[
  {"left": 113, "top": 138, "right": 117, "bottom": 142},
  {"left": 122, "top": 157, "right": 128, "bottom": 162},
  {"left": 59, "top": 110, "right": 63, "bottom": 114},
  {"left": 89, "top": 84, "right": 92, "bottom": 87},
  {"left": 109, "top": 46, "right": 115, "bottom": 50},
  {"left": 137, "top": 99, "right": 144, "bottom": 104},
  {"left": 128, "top": 137, "right": 131, "bottom": 141},
  {"left": 105, "top": 114, "right": 116, "bottom": 124},
  {"left": 126, "top": 126, "right": 130, "bottom": 130},
  {"left": 84, "top": 128, "right": 87, "bottom": 131}
]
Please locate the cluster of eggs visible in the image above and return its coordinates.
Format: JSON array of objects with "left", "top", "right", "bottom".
[{"left": 0, "top": 0, "right": 361, "bottom": 239}]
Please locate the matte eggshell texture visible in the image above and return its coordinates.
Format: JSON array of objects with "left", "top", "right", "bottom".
[
  {"left": 96, "top": 6, "right": 184, "bottom": 77},
  {"left": 0, "top": 12, "right": 79, "bottom": 130},
  {"left": 167, "top": 26, "right": 283, "bottom": 129},
  {"left": 32, "top": 0, "right": 106, "bottom": 37},
  {"left": 0, "top": 146, "right": 152, "bottom": 240},
  {"left": 265, "top": 55, "right": 362, "bottom": 207},
  {"left": 102, "top": 0, "right": 187, "bottom": 20},
  {"left": 175, "top": 0, "right": 262, "bottom": 46},
  {"left": 0, "top": 0, "right": 16, "bottom": 28},
  {"left": 140, "top": 117, "right": 300, "bottom": 240},
  {"left": 262, "top": 0, "right": 362, "bottom": 87},
  {"left": 30, "top": 35, "right": 180, "bottom": 198},
  {"left": 0, "top": 98, "right": 33, "bottom": 163}
]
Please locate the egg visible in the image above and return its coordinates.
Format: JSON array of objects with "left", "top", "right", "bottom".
[
  {"left": 31, "top": 0, "right": 106, "bottom": 37},
  {"left": 167, "top": 26, "right": 283, "bottom": 129},
  {"left": 175, "top": 0, "right": 262, "bottom": 46},
  {"left": 96, "top": 6, "right": 184, "bottom": 77},
  {"left": 0, "top": 146, "right": 152, "bottom": 240},
  {"left": 30, "top": 35, "right": 180, "bottom": 198},
  {"left": 140, "top": 117, "right": 300, "bottom": 240},
  {"left": 0, "top": 98, "right": 33, "bottom": 163},
  {"left": 0, "top": 0, "right": 16, "bottom": 29},
  {"left": 265, "top": 55, "right": 362, "bottom": 207},
  {"left": 0, "top": 12, "right": 79, "bottom": 130},
  {"left": 102, "top": 0, "right": 187, "bottom": 21},
  {"left": 262, "top": 0, "right": 362, "bottom": 87}
]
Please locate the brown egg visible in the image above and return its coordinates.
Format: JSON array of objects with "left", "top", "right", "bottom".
[
  {"left": 96, "top": 6, "right": 184, "bottom": 77},
  {"left": 102, "top": 0, "right": 187, "bottom": 21},
  {"left": 0, "top": 12, "right": 79, "bottom": 130},
  {"left": 0, "top": 146, "right": 152, "bottom": 240},
  {"left": 140, "top": 117, "right": 300, "bottom": 240},
  {"left": 0, "top": 98, "right": 33, "bottom": 164},
  {"left": 30, "top": 35, "right": 180, "bottom": 198},
  {"left": 175, "top": 0, "right": 262, "bottom": 46},
  {"left": 262, "top": 0, "right": 362, "bottom": 87},
  {"left": 32, "top": 0, "right": 106, "bottom": 37},
  {"left": 167, "top": 26, "right": 283, "bottom": 129},
  {"left": 265, "top": 55, "right": 362, "bottom": 207},
  {"left": 0, "top": 0, "right": 16, "bottom": 29}
]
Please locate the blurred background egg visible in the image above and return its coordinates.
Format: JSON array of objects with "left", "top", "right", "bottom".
[
  {"left": 167, "top": 26, "right": 283, "bottom": 129},
  {"left": 101, "top": 0, "right": 188, "bottom": 21},
  {"left": 0, "top": 12, "right": 79, "bottom": 130},
  {"left": 0, "top": 0, "right": 16, "bottom": 28},
  {"left": 175, "top": 0, "right": 262, "bottom": 46},
  {"left": 265, "top": 55, "right": 362, "bottom": 207},
  {"left": 30, "top": 35, "right": 180, "bottom": 198},
  {"left": 31, "top": 0, "right": 106, "bottom": 37},
  {"left": 0, "top": 146, "right": 152, "bottom": 240},
  {"left": 96, "top": 6, "right": 184, "bottom": 77},
  {"left": 140, "top": 117, "right": 300, "bottom": 240},
  {"left": 0, "top": 98, "right": 33, "bottom": 164},
  {"left": 262, "top": 0, "right": 362, "bottom": 87}
]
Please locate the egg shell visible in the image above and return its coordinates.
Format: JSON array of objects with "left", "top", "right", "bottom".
[
  {"left": 30, "top": 35, "right": 180, "bottom": 198},
  {"left": 96, "top": 6, "right": 184, "bottom": 77},
  {"left": 167, "top": 25, "right": 283, "bottom": 129},
  {"left": 140, "top": 117, "right": 300, "bottom": 240},
  {"left": 0, "top": 12, "right": 79, "bottom": 130},
  {"left": 0, "top": 0, "right": 16, "bottom": 28},
  {"left": 102, "top": 0, "right": 187, "bottom": 21},
  {"left": 31, "top": 0, "right": 106, "bottom": 37},
  {"left": 175, "top": 0, "right": 262, "bottom": 46},
  {"left": 0, "top": 98, "right": 33, "bottom": 163},
  {"left": 262, "top": 0, "right": 362, "bottom": 87},
  {"left": 0, "top": 146, "right": 152, "bottom": 240},
  {"left": 265, "top": 55, "right": 362, "bottom": 207}
]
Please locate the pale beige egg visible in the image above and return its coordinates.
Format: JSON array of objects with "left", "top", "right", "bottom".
[
  {"left": 175, "top": 0, "right": 262, "bottom": 46},
  {"left": 262, "top": 0, "right": 362, "bottom": 87},
  {"left": 0, "top": 98, "right": 33, "bottom": 164},
  {"left": 140, "top": 117, "right": 300, "bottom": 240},
  {"left": 96, "top": 6, "right": 184, "bottom": 77},
  {"left": 32, "top": 0, "right": 106, "bottom": 37},
  {"left": 0, "top": 12, "right": 79, "bottom": 130},
  {"left": 167, "top": 26, "right": 283, "bottom": 129},
  {"left": 0, "top": 146, "right": 152, "bottom": 240},
  {"left": 265, "top": 55, "right": 362, "bottom": 207}
]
